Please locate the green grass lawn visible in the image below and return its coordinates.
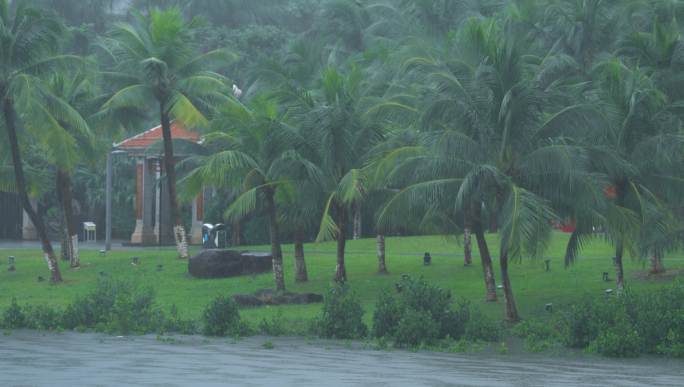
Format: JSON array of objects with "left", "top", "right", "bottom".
[{"left": 1, "top": 232, "right": 682, "bottom": 327}]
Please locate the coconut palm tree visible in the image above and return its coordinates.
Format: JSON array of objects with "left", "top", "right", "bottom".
[
  {"left": 183, "top": 95, "right": 316, "bottom": 291},
  {"left": 101, "top": 7, "right": 236, "bottom": 259},
  {"left": 0, "top": 0, "right": 85, "bottom": 282}
]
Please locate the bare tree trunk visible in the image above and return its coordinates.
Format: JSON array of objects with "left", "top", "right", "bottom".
[
  {"left": 159, "top": 103, "right": 188, "bottom": 259},
  {"left": 474, "top": 228, "right": 497, "bottom": 302},
  {"left": 500, "top": 249, "right": 519, "bottom": 322},
  {"left": 57, "top": 170, "right": 79, "bottom": 268},
  {"left": 294, "top": 231, "right": 308, "bottom": 282},
  {"left": 265, "top": 188, "right": 285, "bottom": 291},
  {"left": 335, "top": 205, "right": 348, "bottom": 282},
  {"left": 650, "top": 250, "right": 665, "bottom": 274},
  {"left": 615, "top": 240, "right": 625, "bottom": 292},
  {"left": 352, "top": 203, "right": 361, "bottom": 240},
  {"left": 463, "top": 227, "right": 473, "bottom": 266},
  {"left": 376, "top": 233, "right": 388, "bottom": 274},
  {"left": 231, "top": 220, "right": 241, "bottom": 246},
  {"left": 3, "top": 98, "right": 62, "bottom": 283}
]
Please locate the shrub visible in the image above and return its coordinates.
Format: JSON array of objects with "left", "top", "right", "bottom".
[
  {"left": 590, "top": 312, "right": 642, "bottom": 358},
  {"left": 202, "top": 296, "right": 245, "bottom": 337},
  {"left": 2, "top": 298, "right": 25, "bottom": 329},
  {"left": 371, "top": 290, "right": 402, "bottom": 338},
  {"left": 62, "top": 279, "right": 163, "bottom": 334},
  {"left": 316, "top": 284, "right": 367, "bottom": 339},
  {"left": 558, "top": 296, "right": 616, "bottom": 348},
  {"left": 657, "top": 330, "right": 684, "bottom": 358},
  {"left": 393, "top": 308, "right": 440, "bottom": 347},
  {"left": 24, "top": 304, "right": 62, "bottom": 331},
  {"left": 258, "top": 311, "right": 287, "bottom": 336},
  {"left": 163, "top": 305, "right": 198, "bottom": 335},
  {"left": 511, "top": 318, "right": 559, "bottom": 352},
  {"left": 463, "top": 307, "right": 502, "bottom": 342}
]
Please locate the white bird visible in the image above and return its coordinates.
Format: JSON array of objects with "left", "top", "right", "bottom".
[{"left": 232, "top": 84, "right": 243, "bottom": 98}]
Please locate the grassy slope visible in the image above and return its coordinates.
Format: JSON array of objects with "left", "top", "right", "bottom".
[{"left": 1, "top": 232, "right": 682, "bottom": 326}]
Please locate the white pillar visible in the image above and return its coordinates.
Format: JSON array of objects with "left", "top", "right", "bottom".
[
  {"left": 190, "top": 190, "right": 204, "bottom": 245},
  {"left": 22, "top": 198, "right": 38, "bottom": 240}
]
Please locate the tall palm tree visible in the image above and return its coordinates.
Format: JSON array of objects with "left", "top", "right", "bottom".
[
  {"left": 101, "top": 7, "right": 236, "bottom": 259},
  {"left": 0, "top": 0, "right": 83, "bottom": 282},
  {"left": 183, "top": 95, "right": 314, "bottom": 291}
]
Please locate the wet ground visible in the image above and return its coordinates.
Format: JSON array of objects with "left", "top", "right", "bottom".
[{"left": 1, "top": 332, "right": 683, "bottom": 386}]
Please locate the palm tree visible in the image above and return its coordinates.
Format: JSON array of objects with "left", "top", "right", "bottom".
[
  {"left": 0, "top": 0, "right": 83, "bottom": 282},
  {"left": 183, "top": 95, "right": 314, "bottom": 291},
  {"left": 101, "top": 7, "right": 236, "bottom": 259}
]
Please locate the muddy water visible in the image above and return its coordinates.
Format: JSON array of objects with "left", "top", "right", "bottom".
[{"left": 0, "top": 332, "right": 682, "bottom": 386}]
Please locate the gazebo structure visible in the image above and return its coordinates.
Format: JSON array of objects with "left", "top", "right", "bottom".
[{"left": 109, "top": 122, "right": 205, "bottom": 246}]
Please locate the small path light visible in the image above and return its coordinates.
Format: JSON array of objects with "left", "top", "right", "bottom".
[
  {"left": 99, "top": 250, "right": 106, "bottom": 257},
  {"left": 497, "top": 285, "right": 503, "bottom": 290},
  {"left": 544, "top": 259, "right": 551, "bottom": 272},
  {"left": 423, "top": 252, "right": 432, "bottom": 266},
  {"left": 98, "top": 271, "right": 107, "bottom": 277},
  {"left": 37, "top": 276, "right": 45, "bottom": 282},
  {"left": 545, "top": 303, "right": 553, "bottom": 313},
  {"left": 8, "top": 256, "right": 15, "bottom": 272},
  {"left": 131, "top": 257, "right": 140, "bottom": 266},
  {"left": 602, "top": 272, "right": 610, "bottom": 282},
  {"left": 612, "top": 256, "right": 617, "bottom": 265},
  {"left": 605, "top": 288, "right": 613, "bottom": 296},
  {"left": 157, "top": 264, "right": 163, "bottom": 272}
]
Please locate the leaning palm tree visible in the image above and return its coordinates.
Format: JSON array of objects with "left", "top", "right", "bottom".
[
  {"left": 0, "top": 0, "right": 83, "bottom": 282},
  {"left": 100, "top": 7, "right": 236, "bottom": 259},
  {"left": 183, "top": 95, "right": 314, "bottom": 291}
]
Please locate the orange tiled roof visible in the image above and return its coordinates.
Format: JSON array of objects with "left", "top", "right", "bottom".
[{"left": 114, "top": 122, "right": 200, "bottom": 150}]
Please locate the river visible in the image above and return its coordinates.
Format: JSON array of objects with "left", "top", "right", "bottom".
[{"left": 1, "top": 331, "right": 682, "bottom": 386}]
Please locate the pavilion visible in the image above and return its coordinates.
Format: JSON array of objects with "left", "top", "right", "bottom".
[{"left": 109, "top": 121, "right": 205, "bottom": 246}]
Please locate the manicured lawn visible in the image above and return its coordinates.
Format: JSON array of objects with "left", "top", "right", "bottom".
[{"left": 1, "top": 232, "right": 682, "bottom": 326}]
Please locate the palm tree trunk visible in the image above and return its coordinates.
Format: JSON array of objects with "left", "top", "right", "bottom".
[
  {"left": 500, "top": 249, "right": 519, "bottom": 322},
  {"left": 463, "top": 226, "right": 473, "bottom": 266},
  {"left": 474, "top": 228, "right": 497, "bottom": 302},
  {"left": 615, "top": 240, "right": 625, "bottom": 292},
  {"left": 335, "top": 205, "right": 348, "bottom": 282},
  {"left": 650, "top": 250, "right": 665, "bottom": 274},
  {"left": 57, "top": 169, "right": 79, "bottom": 268},
  {"left": 265, "top": 188, "right": 285, "bottom": 291},
  {"left": 3, "top": 98, "right": 62, "bottom": 283},
  {"left": 352, "top": 203, "right": 361, "bottom": 240},
  {"left": 159, "top": 103, "right": 188, "bottom": 259},
  {"left": 231, "top": 220, "right": 241, "bottom": 246},
  {"left": 376, "top": 233, "right": 388, "bottom": 274},
  {"left": 294, "top": 230, "right": 308, "bottom": 282}
]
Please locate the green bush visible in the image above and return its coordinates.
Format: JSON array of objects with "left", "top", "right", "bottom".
[
  {"left": 62, "top": 279, "right": 163, "bottom": 334},
  {"left": 202, "top": 296, "right": 245, "bottom": 337},
  {"left": 371, "top": 276, "right": 489, "bottom": 346},
  {"left": 258, "top": 311, "right": 287, "bottom": 336},
  {"left": 24, "top": 304, "right": 62, "bottom": 331},
  {"left": 315, "top": 284, "right": 367, "bottom": 339},
  {"left": 1, "top": 298, "right": 25, "bottom": 329},
  {"left": 371, "top": 290, "right": 402, "bottom": 338},
  {"left": 590, "top": 312, "right": 642, "bottom": 358},
  {"left": 163, "top": 305, "right": 198, "bottom": 335},
  {"left": 394, "top": 308, "right": 440, "bottom": 347}
]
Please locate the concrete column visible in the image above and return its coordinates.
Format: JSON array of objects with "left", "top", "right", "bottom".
[
  {"left": 190, "top": 190, "right": 204, "bottom": 244},
  {"left": 22, "top": 198, "right": 38, "bottom": 240},
  {"left": 157, "top": 160, "right": 174, "bottom": 244},
  {"left": 130, "top": 158, "right": 144, "bottom": 244},
  {"left": 153, "top": 159, "right": 161, "bottom": 242}
]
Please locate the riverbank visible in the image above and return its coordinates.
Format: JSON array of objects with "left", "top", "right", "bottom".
[
  {"left": 1, "top": 331, "right": 682, "bottom": 386},
  {"left": 2, "top": 233, "right": 682, "bottom": 326}
]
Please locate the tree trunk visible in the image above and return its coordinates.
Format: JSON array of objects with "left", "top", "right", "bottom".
[
  {"left": 474, "top": 228, "right": 497, "bottom": 302},
  {"left": 294, "top": 231, "right": 308, "bottom": 282},
  {"left": 463, "top": 227, "right": 473, "bottom": 266},
  {"left": 231, "top": 220, "right": 241, "bottom": 246},
  {"left": 615, "top": 240, "right": 625, "bottom": 292},
  {"left": 352, "top": 202, "right": 361, "bottom": 240},
  {"left": 265, "top": 188, "right": 285, "bottom": 291},
  {"left": 3, "top": 98, "right": 62, "bottom": 283},
  {"left": 57, "top": 170, "right": 79, "bottom": 268},
  {"left": 500, "top": 249, "right": 519, "bottom": 322},
  {"left": 335, "top": 205, "right": 348, "bottom": 282},
  {"left": 650, "top": 251, "right": 665, "bottom": 274},
  {"left": 376, "top": 233, "right": 388, "bottom": 274},
  {"left": 159, "top": 103, "right": 188, "bottom": 259}
]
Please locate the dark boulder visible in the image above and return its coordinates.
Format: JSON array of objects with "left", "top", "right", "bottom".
[
  {"left": 188, "top": 250, "right": 272, "bottom": 279},
  {"left": 232, "top": 289, "right": 324, "bottom": 307}
]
